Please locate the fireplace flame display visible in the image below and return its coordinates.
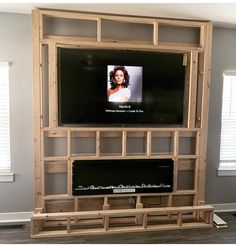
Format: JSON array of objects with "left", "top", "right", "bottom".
[{"left": 72, "top": 159, "right": 173, "bottom": 195}]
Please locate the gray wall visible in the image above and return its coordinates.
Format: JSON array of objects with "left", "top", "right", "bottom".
[
  {"left": 0, "top": 13, "right": 33, "bottom": 213},
  {"left": 206, "top": 27, "right": 236, "bottom": 204},
  {"left": 1, "top": 12, "right": 236, "bottom": 213}
]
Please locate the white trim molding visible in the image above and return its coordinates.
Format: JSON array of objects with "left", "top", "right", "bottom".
[
  {"left": 218, "top": 169, "right": 236, "bottom": 176},
  {"left": 213, "top": 203, "right": 236, "bottom": 212},
  {"left": 0, "top": 171, "right": 14, "bottom": 182},
  {"left": 0, "top": 62, "right": 12, "bottom": 178},
  {"left": 0, "top": 211, "right": 32, "bottom": 225}
]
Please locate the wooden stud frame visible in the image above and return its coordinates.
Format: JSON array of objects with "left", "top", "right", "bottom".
[{"left": 32, "top": 8, "right": 213, "bottom": 237}]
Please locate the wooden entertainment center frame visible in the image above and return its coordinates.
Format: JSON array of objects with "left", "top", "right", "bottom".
[{"left": 31, "top": 8, "right": 213, "bottom": 238}]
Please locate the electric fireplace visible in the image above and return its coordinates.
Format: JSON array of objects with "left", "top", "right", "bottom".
[{"left": 72, "top": 159, "right": 173, "bottom": 195}]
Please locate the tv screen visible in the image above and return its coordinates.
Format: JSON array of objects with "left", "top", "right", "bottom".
[{"left": 58, "top": 48, "right": 186, "bottom": 126}]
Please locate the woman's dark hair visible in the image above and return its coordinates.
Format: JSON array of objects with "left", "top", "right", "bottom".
[{"left": 109, "top": 66, "right": 130, "bottom": 89}]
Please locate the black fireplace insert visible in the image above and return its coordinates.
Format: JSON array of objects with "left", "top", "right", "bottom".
[{"left": 72, "top": 159, "right": 173, "bottom": 195}]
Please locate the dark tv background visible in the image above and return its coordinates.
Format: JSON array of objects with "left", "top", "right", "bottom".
[
  {"left": 72, "top": 159, "right": 173, "bottom": 195},
  {"left": 58, "top": 48, "right": 186, "bottom": 126}
]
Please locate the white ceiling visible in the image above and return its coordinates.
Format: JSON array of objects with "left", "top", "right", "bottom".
[{"left": 1, "top": 3, "right": 236, "bottom": 28}]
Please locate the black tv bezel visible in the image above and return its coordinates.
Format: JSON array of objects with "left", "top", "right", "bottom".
[{"left": 57, "top": 46, "right": 188, "bottom": 128}]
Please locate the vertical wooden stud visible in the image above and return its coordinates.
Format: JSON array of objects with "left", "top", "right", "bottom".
[
  {"left": 135, "top": 196, "right": 143, "bottom": 225},
  {"left": 74, "top": 198, "right": 79, "bottom": 223},
  {"left": 104, "top": 216, "right": 109, "bottom": 231},
  {"left": 195, "top": 130, "right": 200, "bottom": 156},
  {"left": 183, "top": 53, "right": 191, "bottom": 127},
  {"left": 195, "top": 52, "right": 204, "bottom": 128},
  {"left": 194, "top": 131, "right": 201, "bottom": 192},
  {"left": 103, "top": 196, "right": 110, "bottom": 226},
  {"left": 39, "top": 12, "right": 44, "bottom": 41},
  {"left": 199, "top": 25, "right": 206, "bottom": 49},
  {"left": 146, "top": 130, "right": 152, "bottom": 157},
  {"left": 67, "top": 130, "right": 71, "bottom": 158},
  {"left": 143, "top": 213, "right": 148, "bottom": 229},
  {"left": 48, "top": 41, "right": 58, "bottom": 128},
  {"left": 96, "top": 131, "right": 100, "bottom": 157},
  {"left": 32, "top": 9, "right": 43, "bottom": 212},
  {"left": 97, "top": 18, "right": 102, "bottom": 42},
  {"left": 40, "top": 131, "right": 45, "bottom": 211},
  {"left": 197, "top": 200, "right": 206, "bottom": 221},
  {"left": 39, "top": 44, "right": 44, "bottom": 127},
  {"left": 209, "top": 211, "right": 214, "bottom": 225},
  {"left": 34, "top": 219, "right": 40, "bottom": 234},
  {"left": 40, "top": 162, "right": 45, "bottom": 212},
  {"left": 173, "top": 160, "right": 178, "bottom": 192},
  {"left": 203, "top": 211, "right": 209, "bottom": 224},
  {"left": 38, "top": 12, "right": 44, "bottom": 128},
  {"left": 31, "top": 219, "right": 35, "bottom": 236},
  {"left": 177, "top": 212, "right": 183, "bottom": 227},
  {"left": 173, "top": 131, "right": 179, "bottom": 193},
  {"left": 193, "top": 157, "right": 199, "bottom": 217},
  {"left": 197, "top": 23, "right": 213, "bottom": 203},
  {"left": 66, "top": 218, "right": 71, "bottom": 233},
  {"left": 67, "top": 131, "right": 72, "bottom": 196},
  {"left": 103, "top": 196, "right": 110, "bottom": 210},
  {"left": 167, "top": 195, "right": 173, "bottom": 219},
  {"left": 67, "top": 160, "right": 72, "bottom": 196},
  {"left": 41, "top": 44, "right": 48, "bottom": 127},
  {"left": 193, "top": 131, "right": 200, "bottom": 213},
  {"left": 174, "top": 131, "right": 179, "bottom": 158},
  {"left": 122, "top": 130, "right": 127, "bottom": 157},
  {"left": 153, "top": 20, "right": 158, "bottom": 46},
  {"left": 74, "top": 198, "right": 79, "bottom": 212},
  {"left": 187, "top": 51, "right": 199, "bottom": 128}
]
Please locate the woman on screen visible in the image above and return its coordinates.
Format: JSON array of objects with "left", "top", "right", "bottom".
[{"left": 108, "top": 65, "right": 131, "bottom": 102}]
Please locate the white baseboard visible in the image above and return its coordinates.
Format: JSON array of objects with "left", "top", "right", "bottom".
[
  {"left": 213, "top": 203, "right": 236, "bottom": 212},
  {"left": 0, "top": 211, "right": 33, "bottom": 225}
]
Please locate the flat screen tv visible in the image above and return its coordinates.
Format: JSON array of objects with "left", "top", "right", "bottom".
[{"left": 58, "top": 48, "right": 186, "bottom": 126}]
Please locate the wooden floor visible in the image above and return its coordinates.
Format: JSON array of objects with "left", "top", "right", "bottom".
[{"left": 0, "top": 212, "right": 235, "bottom": 244}]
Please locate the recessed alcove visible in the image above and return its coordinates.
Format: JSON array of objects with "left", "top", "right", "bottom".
[
  {"left": 177, "top": 170, "right": 194, "bottom": 190},
  {"left": 179, "top": 135, "right": 197, "bottom": 155},
  {"left": 43, "top": 16, "right": 97, "bottom": 38},
  {"left": 71, "top": 132, "right": 96, "bottom": 156},
  {"left": 126, "top": 131, "right": 147, "bottom": 156},
  {"left": 151, "top": 132, "right": 174, "bottom": 155},
  {"left": 101, "top": 19, "right": 153, "bottom": 43},
  {"left": 158, "top": 24, "right": 200, "bottom": 46},
  {"left": 44, "top": 136, "right": 67, "bottom": 158},
  {"left": 100, "top": 131, "right": 122, "bottom": 156},
  {"left": 45, "top": 173, "right": 67, "bottom": 195}
]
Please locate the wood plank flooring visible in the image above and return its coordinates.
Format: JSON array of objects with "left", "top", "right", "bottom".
[{"left": 0, "top": 212, "right": 235, "bottom": 244}]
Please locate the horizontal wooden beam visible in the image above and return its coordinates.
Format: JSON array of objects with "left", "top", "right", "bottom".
[
  {"left": 42, "top": 35, "right": 204, "bottom": 52},
  {"left": 43, "top": 127, "right": 201, "bottom": 132},
  {"left": 32, "top": 205, "right": 213, "bottom": 219}
]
